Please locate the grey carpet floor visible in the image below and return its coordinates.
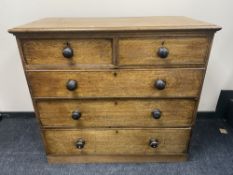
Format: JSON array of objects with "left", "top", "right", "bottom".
[{"left": 0, "top": 117, "right": 233, "bottom": 175}]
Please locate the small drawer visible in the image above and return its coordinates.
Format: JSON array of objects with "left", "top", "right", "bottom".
[
  {"left": 22, "top": 39, "right": 112, "bottom": 66},
  {"left": 27, "top": 69, "right": 204, "bottom": 98},
  {"left": 37, "top": 99, "right": 196, "bottom": 128},
  {"left": 119, "top": 37, "right": 209, "bottom": 66},
  {"left": 43, "top": 128, "right": 191, "bottom": 155}
]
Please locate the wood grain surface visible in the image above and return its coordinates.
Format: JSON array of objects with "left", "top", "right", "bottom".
[
  {"left": 43, "top": 128, "right": 191, "bottom": 155},
  {"left": 119, "top": 37, "right": 209, "bottom": 66},
  {"left": 9, "top": 17, "right": 221, "bottom": 163},
  {"left": 8, "top": 17, "right": 221, "bottom": 33},
  {"left": 27, "top": 69, "right": 204, "bottom": 98},
  {"left": 47, "top": 154, "right": 188, "bottom": 163},
  {"left": 37, "top": 99, "right": 196, "bottom": 128},
  {"left": 22, "top": 39, "right": 112, "bottom": 65}
]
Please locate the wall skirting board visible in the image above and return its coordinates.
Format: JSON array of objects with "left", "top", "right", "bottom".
[{"left": 0, "top": 112, "right": 35, "bottom": 119}]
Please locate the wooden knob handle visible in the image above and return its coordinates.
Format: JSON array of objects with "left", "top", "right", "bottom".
[
  {"left": 149, "top": 139, "right": 159, "bottom": 148},
  {"left": 76, "top": 138, "right": 85, "bottom": 149},
  {"left": 155, "top": 80, "right": 166, "bottom": 90},
  {"left": 66, "top": 80, "right": 78, "bottom": 91},
  {"left": 157, "top": 47, "right": 169, "bottom": 58},
  {"left": 151, "top": 109, "right": 161, "bottom": 119},
  {"left": 63, "top": 43, "right": 73, "bottom": 58},
  {"left": 72, "top": 110, "right": 82, "bottom": 120}
]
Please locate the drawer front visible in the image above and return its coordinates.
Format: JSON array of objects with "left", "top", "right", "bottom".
[
  {"left": 22, "top": 39, "right": 112, "bottom": 66},
  {"left": 37, "top": 99, "right": 196, "bottom": 127},
  {"left": 43, "top": 128, "right": 191, "bottom": 155},
  {"left": 27, "top": 69, "right": 204, "bottom": 98},
  {"left": 119, "top": 37, "right": 209, "bottom": 66}
]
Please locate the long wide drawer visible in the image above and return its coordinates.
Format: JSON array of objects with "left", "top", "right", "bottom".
[
  {"left": 43, "top": 128, "right": 191, "bottom": 155},
  {"left": 27, "top": 69, "right": 204, "bottom": 98},
  {"left": 119, "top": 36, "right": 209, "bottom": 66},
  {"left": 37, "top": 99, "right": 196, "bottom": 127},
  {"left": 21, "top": 39, "right": 112, "bottom": 66}
]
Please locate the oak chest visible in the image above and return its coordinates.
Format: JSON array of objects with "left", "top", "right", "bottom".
[{"left": 9, "top": 17, "right": 221, "bottom": 163}]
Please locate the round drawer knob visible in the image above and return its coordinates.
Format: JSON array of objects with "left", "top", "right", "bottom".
[
  {"left": 76, "top": 138, "right": 85, "bottom": 149},
  {"left": 72, "top": 110, "right": 82, "bottom": 120},
  {"left": 63, "top": 46, "right": 73, "bottom": 58},
  {"left": 157, "top": 47, "right": 169, "bottom": 58},
  {"left": 149, "top": 139, "right": 159, "bottom": 148},
  {"left": 66, "top": 80, "right": 78, "bottom": 91},
  {"left": 155, "top": 80, "right": 166, "bottom": 90},
  {"left": 151, "top": 109, "right": 161, "bottom": 119}
]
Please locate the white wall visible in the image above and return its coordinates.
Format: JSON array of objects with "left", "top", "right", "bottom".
[{"left": 0, "top": 0, "right": 233, "bottom": 112}]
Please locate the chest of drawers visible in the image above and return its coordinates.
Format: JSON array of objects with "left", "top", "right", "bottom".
[{"left": 9, "top": 17, "right": 221, "bottom": 163}]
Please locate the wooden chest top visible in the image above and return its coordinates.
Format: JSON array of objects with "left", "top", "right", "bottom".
[{"left": 9, "top": 16, "right": 221, "bottom": 33}]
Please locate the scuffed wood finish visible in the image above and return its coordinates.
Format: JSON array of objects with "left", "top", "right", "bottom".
[
  {"left": 9, "top": 17, "right": 221, "bottom": 163},
  {"left": 22, "top": 39, "right": 112, "bottom": 65},
  {"left": 8, "top": 17, "right": 221, "bottom": 33},
  {"left": 27, "top": 69, "right": 204, "bottom": 98},
  {"left": 119, "top": 37, "right": 209, "bottom": 66},
  {"left": 43, "top": 128, "right": 191, "bottom": 155},
  {"left": 48, "top": 154, "right": 188, "bottom": 163},
  {"left": 37, "top": 99, "right": 196, "bottom": 128}
]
